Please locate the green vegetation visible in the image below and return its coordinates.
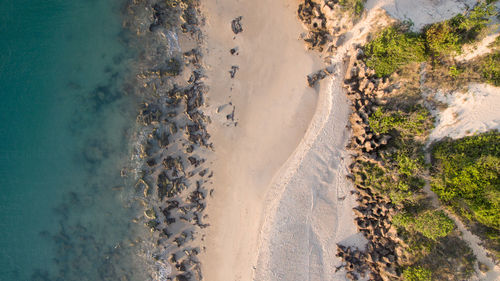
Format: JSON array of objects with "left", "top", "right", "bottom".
[
  {"left": 354, "top": 92, "right": 476, "bottom": 278},
  {"left": 339, "top": 0, "right": 366, "bottom": 17},
  {"left": 395, "top": 210, "right": 455, "bottom": 240},
  {"left": 364, "top": 26, "right": 426, "bottom": 77},
  {"left": 480, "top": 52, "right": 500, "bottom": 86},
  {"left": 351, "top": 2, "right": 500, "bottom": 277},
  {"left": 369, "top": 106, "right": 433, "bottom": 138},
  {"left": 431, "top": 131, "right": 500, "bottom": 231},
  {"left": 403, "top": 266, "right": 432, "bottom": 281},
  {"left": 364, "top": 2, "right": 498, "bottom": 77},
  {"left": 425, "top": 3, "right": 495, "bottom": 57},
  {"left": 424, "top": 49, "right": 500, "bottom": 91}
]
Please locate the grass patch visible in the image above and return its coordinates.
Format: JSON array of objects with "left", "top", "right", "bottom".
[
  {"left": 480, "top": 52, "right": 500, "bottom": 86},
  {"left": 431, "top": 131, "right": 500, "bottom": 230},
  {"left": 394, "top": 210, "right": 455, "bottom": 241},
  {"left": 369, "top": 105, "right": 433, "bottom": 139}
]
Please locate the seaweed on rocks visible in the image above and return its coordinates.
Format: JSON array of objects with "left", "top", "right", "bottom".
[{"left": 125, "top": 0, "right": 212, "bottom": 279}]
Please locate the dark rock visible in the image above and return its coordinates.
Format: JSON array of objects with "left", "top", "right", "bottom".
[
  {"left": 231, "top": 16, "right": 243, "bottom": 34},
  {"left": 229, "top": 65, "right": 239, "bottom": 78}
]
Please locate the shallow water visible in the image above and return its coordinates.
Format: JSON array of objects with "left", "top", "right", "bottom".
[{"left": 0, "top": 0, "right": 150, "bottom": 280}]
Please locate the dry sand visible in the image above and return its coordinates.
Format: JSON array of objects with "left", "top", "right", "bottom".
[
  {"left": 200, "top": 0, "right": 323, "bottom": 280},
  {"left": 428, "top": 83, "right": 500, "bottom": 142}
]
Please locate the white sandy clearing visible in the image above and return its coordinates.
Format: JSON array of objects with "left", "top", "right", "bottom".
[
  {"left": 428, "top": 83, "right": 500, "bottom": 142},
  {"left": 375, "top": 0, "right": 476, "bottom": 31},
  {"left": 456, "top": 32, "right": 499, "bottom": 62}
]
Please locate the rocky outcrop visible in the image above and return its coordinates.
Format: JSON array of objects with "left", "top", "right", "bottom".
[
  {"left": 336, "top": 49, "right": 403, "bottom": 281},
  {"left": 298, "top": 0, "right": 363, "bottom": 53},
  {"left": 126, "top": 0, "right": 211, "bottom": 280}
]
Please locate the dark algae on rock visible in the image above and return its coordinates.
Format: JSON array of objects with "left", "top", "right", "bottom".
[{"left": 125, "top": 0, "right": 212, "bottom": 280}]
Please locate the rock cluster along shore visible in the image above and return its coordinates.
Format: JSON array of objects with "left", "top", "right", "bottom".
[
  {"left": 125, "top": 1, "right": 212, "bottom": 280},
  {"left": 298, "top": 0, "right": 361, "bottom": 86},
  {"left": 298, "top": 0, "right": 361, "bottom": 53},
  {"left": 338, "top": 49, "right": 403, "bottom": 281},
  {"left": 296, "top": 1, "right": 404, "bottom": 280}
]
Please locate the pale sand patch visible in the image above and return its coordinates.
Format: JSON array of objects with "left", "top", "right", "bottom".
[
  {"left": 456, "top": 32, "right": 499, "bottom": 62},
  {"left": 375, "top": 0, "right": 476, "bottom": 31},
  {"left": 199, "top": 1, "right": 391, "bottom": 280},
  {"left": 429, "top": 83, "right": 500, "bottom": 142},
  {"left": 253, "top": 4, "right": 393, "bottom": 280}
]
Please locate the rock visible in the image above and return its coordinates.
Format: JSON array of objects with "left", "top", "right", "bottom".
[
  {"left": 307, "top": 69, "right": 328, "bottom": 87},
  {"left": 478, "top": 262, "right": 489, "bottom": 273},
  {"left": 231, "top": 16, "right": 243, "bottom": 34},
  {"left": 229, "top": 65, "right": 239, "bottom": 78},
  {"left": 144, "top": 209, "right": 156, "bottom": 219}
]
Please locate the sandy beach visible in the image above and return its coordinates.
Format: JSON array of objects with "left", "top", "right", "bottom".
[{"left": 200, "top": 0, "right": 323, "bottom": 280}]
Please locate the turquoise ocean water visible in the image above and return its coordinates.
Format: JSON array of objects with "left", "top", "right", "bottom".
[{"left": 0, "top": 0, "right": 149, "bottom": 280}]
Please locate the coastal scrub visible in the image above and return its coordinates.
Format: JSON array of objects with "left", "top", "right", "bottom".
[
  {"left": 364, "top": 26, "right": 426, "bottom": 77},
  {"left": 430, "top": 131, "right": 500, "bottom": 258},
  {"left": 364, "top": 1, "right": 498, "bottom": 77}
]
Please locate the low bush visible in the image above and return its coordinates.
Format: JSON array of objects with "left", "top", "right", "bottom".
[
  {"left": 364, "top": 26, "right": 426, "bottom": 77},
  {"left": 403, "top": 266, "right": 432, "bottom": 281},
  {"left": 339, "top": 0, "right": 365, "bottom": 17},
  {"left": 480, "top": 52, "right": 500, "bottom": 86},
  {"left": 394, "top": 210, "right": 455, "bottom": 240},
  {"left": 368, "top": 106, "right": 433, "bottom": 139},
  {"left": 431, "top": 131, "right": 500, "bottom": 230},
  {"left": 425, "top": 2, "right": 495, "bottom": 57},
  {"left": 364, "top": 2, "right": 497, "bottom": 76}
]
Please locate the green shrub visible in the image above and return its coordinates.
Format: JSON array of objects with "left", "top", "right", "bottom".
[
  {"left": 448, "top": 65, "right": 463, "bottom": 78},
  {"left": 403, "top": 266, "right": 432, "bottom": 281},
  {"left": 339, "top": 0, "right": 365, "bottom": 17},
  {"left": 369, "top": 106, "right": 433, "bottom": 138},
  {"left": 425, "top": 21, "right": 462, "bottom": 56},
  {"left": 424, "top": 2, "right": 496, "bottom": 57},
  {"left": 431, "top": 131, "right": 500, "bottom": 230},
  {"left": 394, "top": 210, "right": 454, "bottom": 240},
  {"left": 480, "top": 53, "right": 500, "bottom": 86},
  {"left": 364, "top": 26, "right": 427, "bottom": 77},
  {"left": 414, "top": 210, "right": 455, "bottom": 240}
]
